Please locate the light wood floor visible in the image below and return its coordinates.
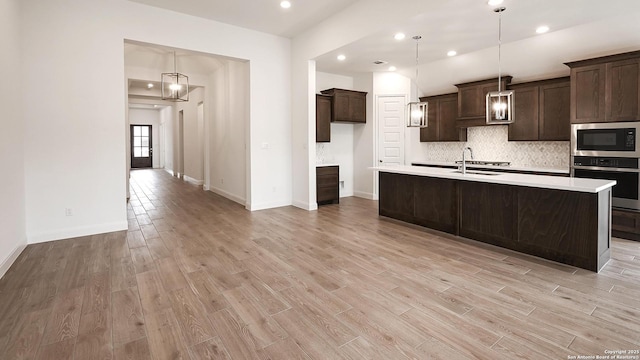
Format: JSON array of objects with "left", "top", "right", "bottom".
[{"left": 1, "top": 169, "right": 639, "bottom": 360}]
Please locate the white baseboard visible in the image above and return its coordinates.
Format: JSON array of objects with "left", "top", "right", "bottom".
[
  {"left": 164, "top": 168, "right": 174, "bottom": 176},
  {"left": 27, "top": 220, "right": 128, "bottom": 244},
  {"left": 208, "top": 186, "right": 246, "bottom": 206},
  {"left": 184, "top": 175, "right": 204, "bottom": 186},
  {"left": 354, "top": 191, "right": 378, "bottom": 200},
  {"left": 249, "top": 199, "right": 294, "bottom": 211},
  {"left": 0, "top": 240, "right": 27, "bottom": 280},
  {"left": 291, "top": 200, "right": 318, "bottom": 211}
]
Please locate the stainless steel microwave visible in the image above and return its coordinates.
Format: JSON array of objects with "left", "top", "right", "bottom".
[{"left": 571, "top": 122, "right": 640, "bottom": 157}]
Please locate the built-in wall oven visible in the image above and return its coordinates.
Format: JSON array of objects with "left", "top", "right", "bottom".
[{"left": 572, "top": 122, "right": 640, "bottom": 210}]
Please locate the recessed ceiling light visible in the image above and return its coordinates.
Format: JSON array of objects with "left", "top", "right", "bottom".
[
  {"left": 388, "top": 66, "right": 397, "bottom": 71},
  {"left": 487, "top": 0, "right": 503, "bottom": 5},
  {"left": 337, "top": 54, "right": 346, "bottom": 61},
  {"left": 394, "top": 33, "right": 406, "bottom": 41},
  {"left": 147, "top": 83, "right": 154, "bottom": 89},
  {"left": 447, "top": 50, "right": 457, "bottom": 57},
  {"left": 536, "top": 25, "right": 550, "bottom": 34},
  {"left": 280, "top": 1, "right": 291, "bottom": 9}
]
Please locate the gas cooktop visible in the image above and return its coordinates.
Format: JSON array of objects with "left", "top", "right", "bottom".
[{"left": 454, "top": 160, "right": 511, "bottom": 166}]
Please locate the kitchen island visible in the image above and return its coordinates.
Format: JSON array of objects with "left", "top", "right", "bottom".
[{"left": 373, "top": 165, "right": 616, "bottom": 272}]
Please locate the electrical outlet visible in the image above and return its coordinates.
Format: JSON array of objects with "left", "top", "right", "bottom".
[
  {"left": 65, "top": 208, "right": 73, "bottom": 216},
  {"left": 221, "top": 178, "right": 224, "bottom": 184}
]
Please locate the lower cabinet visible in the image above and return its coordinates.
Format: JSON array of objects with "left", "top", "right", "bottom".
[
  {"left": 317, "top": 166, "right": 339, "bottom": 205},
  {"left": 612, "top": 208, "right": 640, "bottom": 241},
  {"left": 379, "top": 172, "right": 611, "bottom": 271},
  {"left": 379, "top": 172, "right": 457, "bottom": 233}
]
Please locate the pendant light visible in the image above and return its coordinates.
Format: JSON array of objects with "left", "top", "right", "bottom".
[
  {"left": 407, "top": 35, "right": 428, "bottom": 128},
  {"left": 161, "top": 51, "right": 189, "bottom": 102},
  {"left": 486, "top": 7, "right": 514, "bottom": 124}
]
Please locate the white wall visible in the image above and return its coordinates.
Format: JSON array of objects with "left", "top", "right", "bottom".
[
  {"left": 209, "top": 61, "right": 249, "bottom": 205},
  {"left": 352, "top": 74, "right": 375, "bottom": 200},
  {"left": 21, "top": 0, "right": 291, "bottom": 243},
  {"left": 129, "top": 108, "right": 161, "bottom": 169},
  {"left": 291, "top": 0, "right": 439, "bottom": 209},
  {"left": 315, "top": 72, "right": 355, "bottom": 198},
  {"left": 0, "top": 0, "right": 27, "bottom": 277},
  {"left": 159, "top": 106, "right": 174, "bottom": 173},
  {"left": 176, "top": 87, "right": 205, "bottom": 184}
]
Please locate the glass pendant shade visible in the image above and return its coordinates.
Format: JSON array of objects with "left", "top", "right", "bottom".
[
  {"left": 407, "top": 101, "right": 428, "bottom": 127},
  {"left": 161, "top": 51, "right": 189, "bottom": 102},
  {"left": 161, "top": 72, "right": 189, "bottom": 102},
  {"left": 486, "top": 90, "right": 514, "bottom": 124}
]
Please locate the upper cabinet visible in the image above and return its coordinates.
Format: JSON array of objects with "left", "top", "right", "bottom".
[
  {"left": 455, "top": 77, "right": 512, "bottom": 128},
  {"left": 566, "top": 51, "right": 640, "bottom": 123},
  {"left": 508, "top": 77, "right": 570, "bottom": 141},
  {"left": 320, "top": 88, "right": 368, "bottom": 123},
  {"left": 420, "top": 93, "right": 467, "bottom": 142},
  {"left": 316, "top": 94, "right": 332, "bottom": 142}
]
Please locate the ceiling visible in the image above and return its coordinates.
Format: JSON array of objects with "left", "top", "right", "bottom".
[
  {"left": 130, "top": 0, "right": 640, "bottom": 80},
  {"left": 128, "top": 0, "right": 359, "bottom": 38},
  {"left": 314, "top": 0, "right": 640, "bottom": 75}
]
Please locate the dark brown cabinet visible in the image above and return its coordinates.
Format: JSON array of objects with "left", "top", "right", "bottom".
[
  {"left": 606, "top": 58, "right": 640, "bottom": 122},
  {"left": 419, "top": 93, "right": 467, "bottom": 142},
  {"left": 508, "top": 77, "right": 570, "bottom": 141},
  {"left": 320, "top": 88, "right": 367, "bottom": 123},
  {"left": 378, "top": 171, "right": 611, "bottom": 271},
  {"left": 378, "top": 172, "right": 457, "bottom": 234},
  {"left": 566, "top": 50, "right": 640, "bottom": 123},
  {"left": 612, "top": 208, "right": 640, "bottom": 241},
  {"left": 455, "top": 77, "right": 512, "bottom": 128},
  {"left": 316, "top": 166, "right": 339, "bottom": 205},
  {"left": 316, "top": 94, "right": 332, "bottom": 142}
]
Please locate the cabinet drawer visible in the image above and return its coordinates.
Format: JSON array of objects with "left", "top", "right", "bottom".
[
  {"left": 612, "top": 209, "right": 640, "bottom": 232},
  {"left": 317, "top": 187, "right": 339, "bottom": 202},
  {"left": 317, "top": 174, "right": 338, "bottom": 187},
  {"left": 317, "top": 166, "right": 339, "bottom": 176},
  {"left": 612, "top": 208, "right": 640, "bottom": 241}
]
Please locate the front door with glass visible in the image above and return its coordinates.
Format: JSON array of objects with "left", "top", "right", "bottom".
[{"left": 131, "top": 125, "right": 153, "bottom": 168}]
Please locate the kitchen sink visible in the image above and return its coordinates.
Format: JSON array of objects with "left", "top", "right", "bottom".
[{"left": 451, "top": 170, "right": 501, "bottom": 176}]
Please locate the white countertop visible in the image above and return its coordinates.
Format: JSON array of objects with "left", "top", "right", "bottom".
[
  {"left": 316, "top": 163, "right": 339, "bottom": 167},
  {"left": 411, "top": 160, "right": 570, "bottom": 175},
  {"left": 372, "top": 165, "right": 615, "bottom": 193}
]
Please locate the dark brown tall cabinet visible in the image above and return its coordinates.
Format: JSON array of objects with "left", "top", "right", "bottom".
[
  {"left": 316, "top": 94, "right": 332, "bottom": 142},
  {"left": 566, "top": 51, "right": 640, "bottom": 123},
  {"left": 508, "top": 77, "right": 571, "bottom": 141},
  {"left": 419, "top": 93, "right": 467, "bottom": 142},
  {"left": 455, "top": 77, "right": 512, "bottom": 128}
]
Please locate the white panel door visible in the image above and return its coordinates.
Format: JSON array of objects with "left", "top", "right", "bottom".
[{"left": 378, "top": 96, "right": 405, "bottom": 166}]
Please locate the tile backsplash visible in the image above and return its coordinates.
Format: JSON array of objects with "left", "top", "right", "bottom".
[{"left": 420, "top": 125, "right": 570, "bottom": 169}]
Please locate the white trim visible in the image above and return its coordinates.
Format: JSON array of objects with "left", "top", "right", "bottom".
[
  {"left": 203, "top": 184, "right": 210, "bottom": 191},
  {"left": 184, "top": 175, "right": 204, "bottom": 186},
  {"left": 27, "top": 221, "right": 128, "bottom": 244},
  {"left": 354, "top": 191, "right": 378, "bottom": 200},
  {"left": 0, "top": 241, "right": 27, "bottom": 280},
  {"left": 292, "top": 200, "right": 318, "bottom": 211},
  {"left": 164, "top": 168, "right": 174, "bottom": 176},
  {"left": 249, "top": 199, "right": 294, "bottom": 211},
  {"left": 208, "top": 186, "right": 245, "bottom": 206}
]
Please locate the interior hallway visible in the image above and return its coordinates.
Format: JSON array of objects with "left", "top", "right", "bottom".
[{"left": 0, "top": 169, "right": 639, "bottom": 359}]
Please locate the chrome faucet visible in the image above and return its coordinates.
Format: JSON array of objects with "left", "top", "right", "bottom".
[{"left": 461, "top": 146, "right": 474, "bottom": 174}]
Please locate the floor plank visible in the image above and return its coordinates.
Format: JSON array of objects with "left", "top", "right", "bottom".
[{"left": 1, "top": 168, "right": 639, "bottom": 359}]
